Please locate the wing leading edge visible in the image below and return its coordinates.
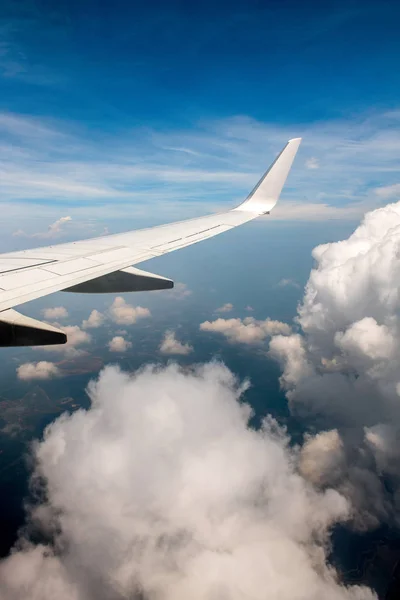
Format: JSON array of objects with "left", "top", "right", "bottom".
[{"left": 0, "top": 138, "right": 301, "bottom": 346}]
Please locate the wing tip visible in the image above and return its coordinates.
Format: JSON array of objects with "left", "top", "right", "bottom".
[
  {"left": 0, "top": 308, "right": 67, "bottom": 347},
  {"left": 234, "top": 137, "right": 302, "bottom": 214}
]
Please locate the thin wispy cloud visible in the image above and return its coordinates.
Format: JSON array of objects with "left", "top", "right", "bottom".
[
  {"left": 305, "top": 157, "right": 319, "bottom": 169},
  {"left": 215, "top": 302, "right": 234, "bottom": 313},
  {"left": 164, "top": 282, "right": 192, "bottom": 300},
  {"left": 277, "top": 278, "right": 300, "bottom": 289},
  {"left": 1, "top": 109, "right": 400, "bottom": 224},
  {"left": 374, "top": 183, "right": 400, "bottom": 198}
]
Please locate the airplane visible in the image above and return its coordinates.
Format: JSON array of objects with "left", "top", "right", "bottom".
[{"left": 0, "top": 138, "right": 301, "bottom": 347}]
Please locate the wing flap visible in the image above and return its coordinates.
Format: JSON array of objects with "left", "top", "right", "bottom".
[
  {"left": 0, "top": 258, "right": 56, "bottom": 274},
  {"left": 42, "top": 257, "right": 100, "bottom": 276},
  {"left": 148, "top": 224, "right": 233, "bottom": 253},
  {"left": 0, "top": 267, "right": 58, "bottom": 290}
]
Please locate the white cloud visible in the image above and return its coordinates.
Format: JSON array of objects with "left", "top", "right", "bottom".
[
  {"left": 165, "top": 282, "right": 192, "bottom": 300},
  {"left": 269, "top": 200, "right": 400, "bottom": 528},
  {"left": 277, "top": 278, "right": 300, "bottom": 289},
  {"left": 108, "top": 336, "right": 132, "bottom": 353},
  {"left": 363, "top": 424, "right": 400, "bottom": 478},
  {"left": 42, "top": 306, "right": 69, "bottom": 320},
  {"left": 13, "top": 216, "right": 72, "bottom": 239},
  {"left": 200, "top": 316, "right": 291, "bottom": 345},
  {"left": 4, "top": 108, "right": 400, "bottom": 224},
  {"left": 0, "top": 113, "right": 66, "bottom": 141},
  {"left": 82, "top": 309, "right": 105, "bottom": 329},
  {"left": 159, "top": 330, "right": 193, "bottom": 355},
  {"left": 335, "top": 317, "right": 395, "bottom": 363},
  {"left": 109, "top": 296, "right": 151, "bottom": 325},
  {"left": 215, "top": 302, "right": 233, "bottom": 313},
  {"left": 42, "top": 325, "right": 91, "bottom": 357},
  {"left": 270, "top": 199, "right": 371, "bottom": 222},
  {"left": 299, "top": 430, "right": 346, "bottom": 487},
  {"left": 305, "top": 157, "right": 319, "bottom": 169},
  {"left": 17, "top": 361, "right": 61, "bottom": 381},
  {"left": 374, "top": 183, "right": 400, "bottom": 198},
  {"left": 44, "top": 216, "right": 72, "bottom": 236},
  {"left": 62, "top": 325, "right": 91, "bottom": 348},
  {"left": 0, "top": 362, "right": 375, "bottom": 600},
  {"left": 270, "top": 334, "right": 312, "bottom": 389}
]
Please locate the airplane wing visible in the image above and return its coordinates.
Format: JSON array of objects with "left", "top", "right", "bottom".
[{"left": 0, "top": 138, "right": 301, "bottom": 346}]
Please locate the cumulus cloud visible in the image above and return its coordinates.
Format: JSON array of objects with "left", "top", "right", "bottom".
[
  {"left": 200, "top": 316, "right": 291, "bottom": 345},
  {"left": 159, "top": 330, "right": 193, "bottom": 355},
  {"left": 215, "top": 302, "right": 234, "bottom": 313},
  {"left": 82, "top": 309, "right": 105, "bottom": 329},
  {"left": 299, "top": 430, "right": 346, "bottom": 488},
  {"left": 335, "top": 317, "right": 396, "bottom": 364},
  {"left": 62, "top": 325, "right": 91, "bottom": 349},
  {"left": 363, "top": 424, "right": 400, "bottom": 476},
  {"left": 296, "top": 428, "right": 392, "bottom": 530},
  {"left": 42, "top": 306, "right": 69, "bottom": 320},
  {"left": 17, "top": 361, "right": 61, "bottom": 381},
  {"left": 108, "top": 336, "right": 132, "bottom": 352},
  {"left": 269, "top": 200, "right": 400, "bottom": 528},
  {"left": 0, "top": 362, "right": 375, "bottom": 600},
  {"left": 13, "top": 216, "right": 72, "bottom": 239},
  {"left": 109, "top": 296, "right": 151, "bottom": 325},
  {"left": 44, "top": 216, "right": 72, "bottom": 236},
  {"left": 42, "top": 325, "right": 91, "bottom": 357}
]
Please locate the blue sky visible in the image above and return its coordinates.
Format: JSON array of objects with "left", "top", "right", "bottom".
[
  {"left": 2, "top": 3, "right": 400, "bottom": 591},
  {"left": 1, "top": 0, "right": 400, "bottom": 243},
  {"left": 1, "top": 0, "right": 400, "bottom": 124},
  {"left": 1, "top": 0, "right": 399, "bottom": 360},
  {"left": 0, "top": 0, "right": 399, "bottom": 324}
]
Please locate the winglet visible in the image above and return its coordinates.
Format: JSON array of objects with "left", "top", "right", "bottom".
[{"left": 235, "top": 138, "right": 301, "bottom": 214}]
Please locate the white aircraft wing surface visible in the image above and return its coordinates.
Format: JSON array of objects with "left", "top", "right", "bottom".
[{"left": 0, "top": 138, "right": 301, "bottom": 346}]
